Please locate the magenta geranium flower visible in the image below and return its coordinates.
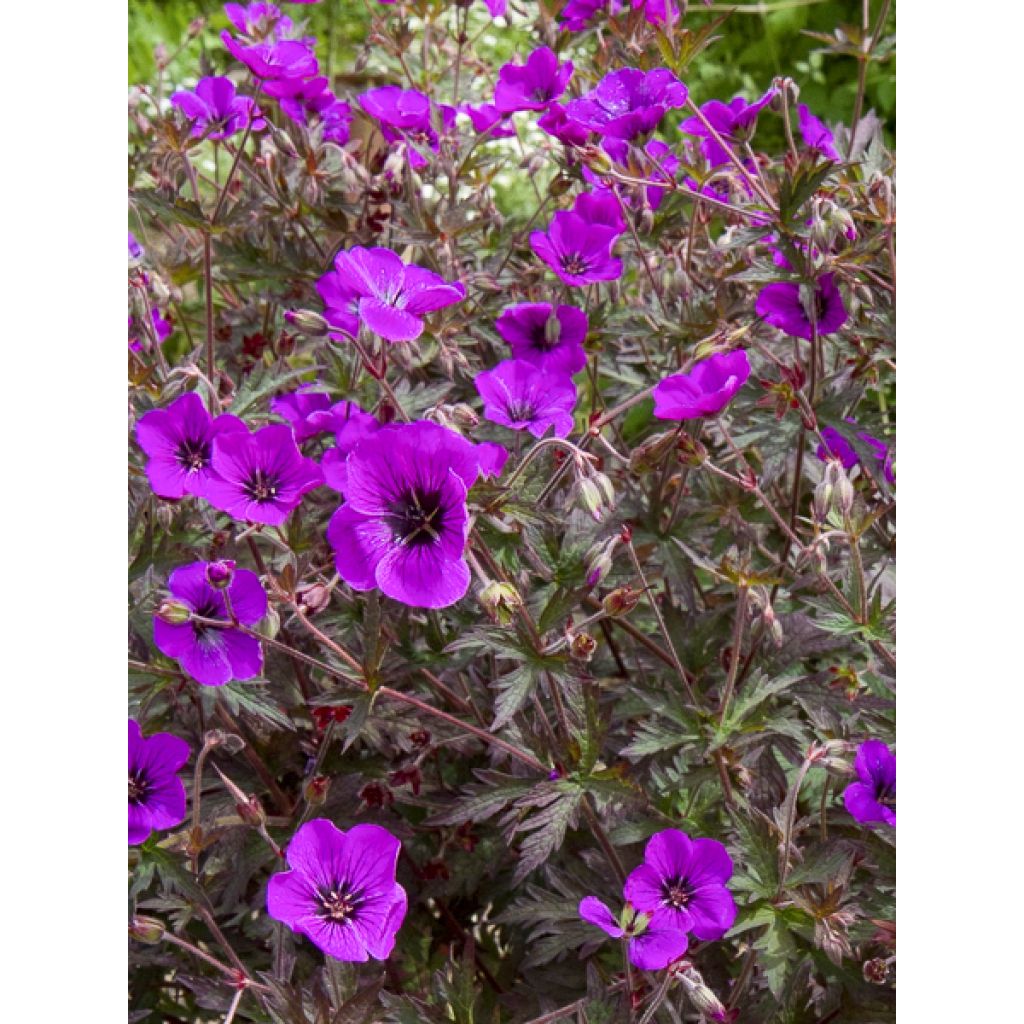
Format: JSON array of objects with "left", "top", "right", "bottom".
[
  {"left": 816, "top": 420, "right": 893, "bottom": 483},
  {"left": 128, "top": 231, "right": 143, "bottom": 261},
  {"left": 205, "top": 424, "right": 323, "bottom": 525},
  {"left": 135, "top": 392, "right": 247, "bottom": 500},
  {"left": 221, "top": 31, "right": 318, "bottom": 84},
  {"left": 572, "top": 189, "right": 626, "bottom": 233},
  {"left": 633, "top": 0, "right": 679, "bottom": 25},
  {"left": 652, "top": 350, "right": 751, "bottom": 421},
  {"left": 327, "top": 246, "right": 466, "bottom": 343},
  {"left": 153, "top": 562, "right": 268, "bottom": 686},
  {"left": 475, "top": 360, "right": 577, "bottom": 439},
  {"left": 128, "top": 308, "right": 173, "bottom": 352},
  {"left": 560, "top": 0, "right": 620, "bottom": 32},
  {"left": 461, "top": 103, "right": 516, "bottom": 139},
  {"left": 798, "top": 104, "right": 840, "bottom": 161},
  {"left": 495, "top": 302, "right": 588, "bottom": 375},
  {"left": 277, "top": 77, "right": 353, "bottom": 144},
  {"left": 358, "top": 86, "right": 456, "bottom": 168},
  {"left": 755, "top": 274, "right": 848, "bottom": 340},
  {"left": 843, "top": 740, "right": 895, "bottom": 827},
  {"left": 171, "top": 76, "right": 266, "bottom": 140},
  {"left": 223, "top": 2, "right": 293, "bottom": 40},
  {"left": 128, "top": 720, "right": 189, "bottom": 846},
  {"left": 565, "top": 68, "right": 688, "bottom": 141},
  {"left": 267, "top": 819, "right": 407, "bottom": 961},
  {"left": 318, "top": 401, "right": 382, "bottom": 492},
  {"left": 579, "top": 896, "right": 689, "bottom": 971},
  {"left": 494, "top": 47, "right": 574, "bottom": 113},
  {"left": 326, "top": 421, "right": 480, "bottom": 608},
  {"left": 623, "top": 829, "right": 737, "bottom": 941},
  {"left": 680, "top": 90, "right": 776, "bottom": 167},
  {"left": 537, "top": 103, "right": 591, "bottom": 146},
  {"left": 530, "top": 211, "right": 623, "bottom": 288},
  {"left": 270, "top": 385, "right": 333, "bottom": 442}
]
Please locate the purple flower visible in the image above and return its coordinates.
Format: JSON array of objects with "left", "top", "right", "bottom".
[
  {"left": 318, "top": 402, "right": 383, "bottom": 493},
  {"left": 530, "top": 211, "right": 623, "bottom": 287},
  {"left": 537, "top": 103, "right": 591, "bottom": 146},
  {"left": 475, "top": 360, "right": 577, "bottom": 439},
  {"left": 277, "top": 77, "right": 353, "bottom": 144},
  {"left": 267, "top": 819, "right": 407, "bottom": 961},
  {"left": 128, "top": 231, "right": 143, "bottom": 261},
  {"left": 171, "top": 77, "right": 266, "bottom": 140},
  {"left": 817, "top": 422, "right": 894, "bottom": 485},
  {"left": 475, "top": 441, "right": 509, "bottom": 480},
  {"left": 327, "top": 246, "right": 465, "bottom": 343},
  {"left": 326, "top": 421, "right": 480, "bottom": 608},
  {"left": 128, "top": 308, "right": 173, "bottom": 351},
  {"left": 584, "top": 138, "right": 680, "bottom": 211},
  {"left": 680, "top": 90, "right": 775, "bottom": 167},
  {"left": 572, "top": 188, "right": 626, "bottom": 233},
  {"left": 494, "top": 47, "right": 574, "bottom": 113},
  {"left": 271, "top": 386, "right": 333, "bottom": 441},
  {"left": 652, "top": 350, "right": 751, "bottom": 421},
  {"left": 798, "top": 104, "right": 840, "bottom": 161},
  {"left": 358, "top": 86, "right": 456, "bottom": 169},
  {"left": 579, "top": 896, "right": 689, "bottom": 971},
  {"left": 843, "top": 740, "right": 895, "bottom": 827},
  {"left": 560, "top": 0, "right": 620, "bottom": 32},
  {"left": 221, "top": 31, "right": 318, "bottom": 84},
  {"left": 623, "top": 829, "right": 737, "bottom": 941},
  {"left": 495, "top": 302, "right": 588, "bottom": 374},
  {"left": 128, "top": 720, "right": 189, "bottom": 845},
  {"left": 223, "top": 3, "right": 293, "bottom": 40},
  {"left": 633, "top": 0, "right": 680, "bottom": 26},
  {"left": 565, "top": 68, "right": 688, "bottom": 142},
  {"left": 205, "top": 424, "right": 323, "bottom": 525},
  {"left": 756, "top": 274, "right": 848, "bottom": 340},
  {"left": 461, "top": 103, "right": 516, "bottom": 139},
  {"left": 135, "top": 392, "right": 247, "bottom": 500},
  {"left": 153, "top": 561, "right": 268, "bottom": 686}
]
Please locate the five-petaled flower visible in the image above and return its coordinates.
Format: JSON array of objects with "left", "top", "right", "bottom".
[
  {"left": 221, "top": 32, "right": 318, "bottom": 85},
  {"left": 128, "top": 720, "right": 189, "bottom": 846},
  {"left": 565, "top": 67, "right": 688, "bottom": 141},
  {"left": 153, "top": 561, "right": 268, "bottom": 686},
  {"left": 326, "top": 246, "right": 466, "bottom": 343},
  {"left": 530, "top": 211, "right": 623, "bottom": 287},
  {"left": 579, "top": 896, "right": 689, "bottom": 971},
  {"left": 798, "top": 104, "right": 841, "bottom": 161},
  {"left": 267, "top": 819, "right": 408, "bottom": 961},
  {"left": 135, "top": 392, "right": 247, "bottom": 501},
  {"left": 475, "top": 360, "right": 578, "bottom": 439},
  {"left": 652, "top": 350, "right": 751, "bottom": 421},
  {"left": 171, "top": 76, "right": 266, "bottom": 139},
  {"left": 358, "top": 86, "right": 456, "bottom": 169},
  {"left": 755, "top": 274, "right": 848, "bottom": 340},
  {"left": 494, "top": 47, "right": 574, "bottom": 113},
  {"left": 270, "top": 385, "right": 334, "bottom": 442},
  {"left": 680, "top": 89, "right": 776, "bottom": 167},
  {"left": 817, "top": 421, "right": 894, "bottom": 485},
  {"left": 205, "top": 424, "right": 324, "bottom": 525},
  {"left": 623, "top": 828, "right": 738, "bottom": 940},
  {"left": 843, "top": 740, "right": 896, "bottom": 827},
  {"left": 495, "top": 302, "right": 588, "bottom": 375},
  {"left": 326, "top": 421, "right": 482, "bottom": 608}
]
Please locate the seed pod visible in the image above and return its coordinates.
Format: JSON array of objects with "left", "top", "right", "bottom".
[{"left": 602, "top": 585, "right": 642, "bottom": 618}]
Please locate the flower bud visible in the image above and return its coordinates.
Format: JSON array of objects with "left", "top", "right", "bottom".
[
  {"left": 573, "top": 477, "right": 606, "bottom": 522},
  {"left": 129, "top": 916, "right": 165, "bottom": 944},
  {"left": 283, "top": 309, "right": 330, "bottom": 337},
  {"left": 570, "top": 631, "right": 598, "bottom": 662},
  {"left": 771, "top": 76, "right": 800, "bottom": 112},
  {"left": 602, "top": 585, "right": 642, "bottom": 618},
  {"left": 449, "top": 403, "right": 480, "bottom": 429},
  {"left": 236, "top": 794, "right": 266, "bottom": 827},
  {"left": 544, "top": 310, "right": 562, "bottom": 347},
  {"left": 639, "top": 205, "right": 655, "bottom": 235},
  {"left": 253, "top": 605, "right": 280, "bottom": 640},
  {"left": 581, "top": 145, "right": 612, "bottom": 174},
  {"left": 150, "top": 275, "right": 171, "bottom": 304},
  {"left": 304, "top": 774, "right": 330, "bottom": 806},
  {"left": 296, "top": 582, "right": 331, "bottom": 615},
  {"left": 478, "top": 581, "right": 524, "bottom": 624},
  {"left": 813, "top": 479, "right": 833, "bottom": 524},
  {"left": 156, "top": 598, "right": 192, "bottom": 625},
  {"left": 677, "top": 432, "right": 708, "bottom": 466},
  {"left": 593, "top": 471, "right": 616, "bottom": 510},
  {"left": 205, "top": 559, "right": 235, "bottom": 589}
]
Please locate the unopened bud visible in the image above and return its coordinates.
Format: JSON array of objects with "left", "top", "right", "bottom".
[
  {"left": 585, "top": 551, "right": 613, "bottom": 588},
  {"left": 187, "top": 17, "right": 206, "bottom": 38},
  {"left": 813, "top": 479, "right": 833, "bottom": 524},
  {"left": 678, "top": 970, "right": 728, "bottom": 1020},
  {"left": 478, "top": 581, "right": 523, "bottom": 625},
  {"left": 304, "top": 774, "right": 330, "bottom": 806},
  {"left": 150, "top": 275, "right": 171, "bottom": 304},
  {"left": 593, "top": 471, "right": 615, "bottom": 509},
  {"left": 237, "top": 794, "right": 266, "bottom": 827},
  {"left": 602, "top": 585, "right": 642, "bottom": 618},
  {"left": 283, "top": 309, "right": 330, "bottom": 337},
  {"left": 544, "top": 310, "right": 562, "bottom": 347},
  {"left": 573, "top": 477, "right": 606, "bottom": 521},
  {"left": 253, "top": 605, "right": 280, "bottom": 640},
  {"left": 449, "top": 403, "right": 479, "bottom": 429},
  {"left": 677, "top": 432, "right": 708, "bottom": 466},
  {"left": 835, "top": 472, "right": 855, "bottom": 518},
  {"left": 770, "top": 76, "right": 800, "bottom": 112},
  {"left": 205, "top": 559, "right": 235, "bottom": 589},
  {"left": 156, "top": 598, "right": 192, "bottom": 625},
  {"left": 129, "top": 916, "right": 165, "bottom": 944},
  {"left": 639, "top": 205, "right": 655, "bottom": 234},
  {"left": 570, "top": 632, "right": 597, "bottom": 662},
  {"left": 296, "top": 582, "right": 331, "bottom": 615}
]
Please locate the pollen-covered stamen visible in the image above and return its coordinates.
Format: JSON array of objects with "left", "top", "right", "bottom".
[
  {"left": 243, "top": 469, "right": 279, "bottom": 503},
  {"left": 128, "top": 770, "right": 148, "bottom": 805},
  {"left": 318, "top": 885, "right": 360, "bottom": 923},
  {"left": 175, "top": 437, "right": 211, "bottom": 473},
  {"left": 662, "top": 878, "right": 691, "bottom": 910}
]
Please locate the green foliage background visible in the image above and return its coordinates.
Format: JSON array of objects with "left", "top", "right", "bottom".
[{"left": 129, "top": 0, "right": 895, "bottom": 144}]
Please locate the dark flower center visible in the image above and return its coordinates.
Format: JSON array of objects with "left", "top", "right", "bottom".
[
  {"left": 243, "top": 469, "right": 280, "bottom": 503},
  {"left": 388, "top": 487, "right": 445, "bottom": 548},
  {"left": 506, "top": 400, "right": 536, "bottom": 422},
  {"left": 874, "top": 781, "right": 895, "bottom": 806},
  {"left": 560, "top": 253, "right": 589, "bottom": 276},
  {"left": 128, "top": 770, "right": 149, "bottom": 805},
  {"left": 191, "top": 598, "right": 222, "bottom": 641},
  {"left": 176, "top": 436, "right": 211, "bottom": 473},
  {"left": 662, "top": 877, "right": 691, "bottom": 910},
  {"left": 532, "top": 85, "right": 553, "bottom": 103},
  {"left": 317, "top": 885, "right": 361, "bottom": 924},
  {"left": 801, "top": 287, "right": 830, "bottom": 325}
]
